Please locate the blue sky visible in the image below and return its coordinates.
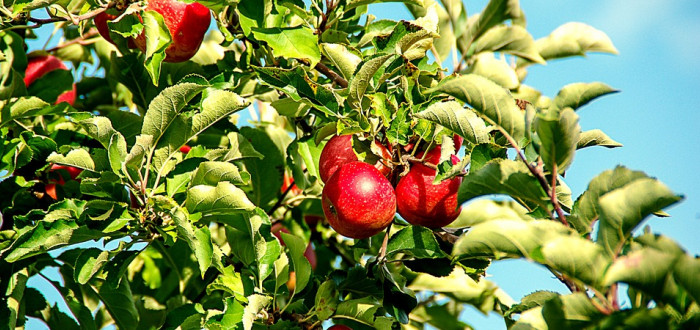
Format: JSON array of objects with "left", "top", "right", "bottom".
[
  {"left": 366, "top": 0, "right": 700, "bottom": 328},
  {"left": 22, "top": 1, "right": 700, "bottom": 329}
]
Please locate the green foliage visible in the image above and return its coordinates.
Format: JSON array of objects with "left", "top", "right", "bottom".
[{"left": 0, "top": 0, "right": 696, "bottom": 329}]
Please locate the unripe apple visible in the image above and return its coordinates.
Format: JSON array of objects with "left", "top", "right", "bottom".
[
  {"left": 322, "top": 161, "right": 396, "bottom": 239},
  {"left": 395, "top": 147, "right": 462, "bottom": 228},
  {"left": 319, "top": 134, "right": 391, "bottom": 183},
  {"left": 24, "top": 55, "right": 77, "bottom": 105},
  {"left": 133, "top": 0, "right": 211, "bottom": 62},
  {"left": 94, "top": 11, "right": 138, "bottom": 48}
]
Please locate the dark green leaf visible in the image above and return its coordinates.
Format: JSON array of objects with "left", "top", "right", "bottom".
[{"left": 386, "top": 225, "right": 447, "bottom": 259}]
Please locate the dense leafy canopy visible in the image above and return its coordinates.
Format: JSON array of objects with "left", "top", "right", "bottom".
[{"left": 0, "top": 0, "right": 697, "bottom": 329}]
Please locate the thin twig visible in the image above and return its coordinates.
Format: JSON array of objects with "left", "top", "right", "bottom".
[
  {"left": 405, "top": 155, "right": 438, "bottom": 170},
  {"left": 28, "top": 3, "right": 113, "bottom": 26},
  {"left": 314, "top": 62, "right": 348, "bottom": 88},
  {"left": 45, "top": 28, "right": 100, "bottom": 53},
  {"left": 377, "top": 222, "right": 393, "bottom": 262},
  {"left": 550, "top": 163, "right": 569, "bottom": 226}
]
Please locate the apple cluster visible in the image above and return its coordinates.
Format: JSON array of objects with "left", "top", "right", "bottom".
[
  {"left": 94, "top": 0, "right": 211, "bottom": 63},
  {"left": 319, "top": 134, "right": 463, "bottom": 239}
]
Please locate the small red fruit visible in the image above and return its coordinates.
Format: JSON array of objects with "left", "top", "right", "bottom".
[
  {"left": 281, "top": 172, "right": 302, "bottom": 195},
  {"left": 94, "top": 11, "right": 138, "bottom": 49},
  {"left": 319, "top": 135, "right": 391, "bottom": 183},
  {"left": 133, "top": 0, "right": 211, "bottom": 62},
  {"left": 45, "top": 164, "right": 83, "bottom": 200},
  {"left": 179, "top": 145, "right": 191, "bottom": 154},
  {"left": 322, "top": 161, "right": 396, "bottom": 239},
  {"left": 24, "top": 55, "right": 76, "bottom": 105},
  {"left": 395, "top": 147, "right": 462, "bottom": 228},
  {"left": 453, "top": 134, "right": 464, "bottom": 151},
  {"left": 328, "top": 325, "right": 353, "bottom": 330}
]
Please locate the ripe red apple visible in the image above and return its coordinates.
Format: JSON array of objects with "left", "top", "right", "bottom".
[
  {"left": 321, "top": 161, "right": 396, "bottom": 239},
  {"left": 94, "top": 11, "right": 138, "bottom": 48},
  {"left": 132, "top": 0, "right": 211, "bottom": 62},
  {"left": 328, "top": 325, "right": 353, "bottom": 330},
  {"left": 45, "top": 164, "right": 83, "bottom": 200},
  {"left": 24, "top": 55, "right": 76, "bottom": 105},
  {"left": 453, "top": 134, "right": 464, "bottom": 151},
  {"left": 395, "top": 146, "right": 462, "bottom": 228},
  {"left": 179, "top": 145, "right": 191, "bottom": 153},
  {"left": 319, "top": 134, "right": 391, "bottom": 183}
]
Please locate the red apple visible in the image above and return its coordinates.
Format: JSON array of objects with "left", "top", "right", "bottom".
[
  {"left": 24, "top": 55, "right": 77, "bottom": 105},
  {"left": 453, "top": 134, "right": 464, "bottom": 151},
  {"left": 45, "top": 164, "right": 83, "bottom": 200},
  {"left": 179, "top": 145, "right": 191, "bottom": 153},
  {"left": 395, "top": 147, "right": 462, "bottom": 228},
  {"left": 132, "top": 0, "right": 211, "bottom": 63},
  {"left": 94, "top": 11, "right": 138, "bottom": 48},
  {"left": 322, "top": 161, "right": 396, "bottom": 239},
  {"left": 328, "top": 325, "right": 353, "bottom": 330},
  {"left": 319, "top": 134, "right": 391, "bottom": 183}
]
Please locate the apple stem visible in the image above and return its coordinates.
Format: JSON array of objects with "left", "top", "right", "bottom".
[{"left": 405, "top": 156, "right": 438, "bottom": 171}]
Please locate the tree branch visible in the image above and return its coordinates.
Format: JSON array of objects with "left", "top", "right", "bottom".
[{"left": 314, "top": 62, "right": 348, "bottom": 88}]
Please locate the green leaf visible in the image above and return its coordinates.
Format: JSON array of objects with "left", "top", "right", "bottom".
[
  {"left": 273, "top": 253, "right": 290, "bottom": 290},
  {"left": 577, "top": 129, "right": 623, "bottom": 149},
  {"left": 539, "top": 236, "right": 611, "bottom": 288},
  {"left": 452, "top": 219, "right": 571, "bottom": 260},
  {"left": 0, "top": 97, "right": 68, "bottom": 128},
  {"left": 280, "top": 233, "right": 312, "bottom": 293},
  {"left": 552, "top": 82, "right": 618, "bottom": 111},
  {"left": 596, "top": 178, "right": 682, "bottom": 257},
  {"left": 162, "top": 303, "right": 205, "bottom": 329},
  {"left": 465, "top": 0, "right": 522, "bottom": 45},
  {"left": 464, "top": 53, "right": 520, "bottom": 89},
  {"left": 602, "top": 247, "right": 677, "bottom": 289},
  {"left": 415, "top": 100, "right": 489, "bottom": 145},
  {"left": 334, "top": 296, "right": 381, "bottom": 326},
  {"left": 525, "top": 22, "right": 618, "bottom": 65},
  {"left": 190, "top": 161, "right": 248, "bottom": 186},
  {"left": 387, "top": 104, "right": 411, "bottom": 145},
  {"left": 505, "top": 290, "right": 559, "bottom": 317},
  {"left": 243, "top": 295, "right": 271, "bottom": 330},
  {"left": 458, "top": 158, "right": 548, "bottom": 209},
  {"left": 345, "top": 0, "right": 424, "bottom": 11},
  {"left": 211, "top": 132, "right": 264, "bottom": 162},
  {"left": 74, "top": 248, "right": 110, "bottom": 284},
  {"left": 320, "top": 43, "right": 362, "bottom": 80},
  {"left": 240, "top": 126, "right": 288, "bottom": 208},
  {"left": 207, "top": 265, "right": 251, "bottom": 300},
  {"left": 141, "top": 10, "right": 172, "bottom": 85},
  {"left": 93, "top": 277, "right": 139, "bottom": 330},
  {"left": 448, "top": 199, "right": 531, "bottom": 228},
  {"left": 386, "top": 225, "right": 447, "bottom": 259},
  {"left": 237, "top": 0, "right": 272, "bottom": 36},
  {"left": 2, "top": 219, "right": 104, "bottom": 262},
  {"left": 141, "top": 82, "right": 206, "bottom": 147},
  {"left": 347, "top": 54, "right": 395, "bottom": 109},
  {"left": 535, "top": 108, "right": 580, "bottom": 174},
  {"left": 426, "top": 74, "right": 525, "bottom": 141},
  {"left": 571, "top": 166, "right": 648, "bottom": 234},
  {"left": 252, "top": 26, "right": 321, "bottom": 67},
  {"left": 409, "top": 266, "right": 498, "bottom": 312},
  {"left": 3, "top": 268, "right": 27, "bottom": 330},
  {"left": 314, "top": 280, "right": 339, "bottom": 320},
  {"left": 78, "top": 116, "right": 127, "bottom": 174},
  {"left": 374, "top": 20, "right": 438, "bottom": 61},
  {"left": 270, "top": 97, "right": 310, "bottom": 117},
  {"left": 253, "top": 66, "right": 340, "bottom": 117},
  {"left": 674, "top": 255, "right": 700, "bottom": 304},
  {"left": 170, "top": 203, "right": 214, "bottom": 275},
  {"left": 472, "top": 24, "right": 545, "bottom": 64}
]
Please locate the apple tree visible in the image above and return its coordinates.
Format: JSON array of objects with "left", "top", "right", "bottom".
[{"left": 1, "top": 0, "right": 699, "bottom": 329}]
